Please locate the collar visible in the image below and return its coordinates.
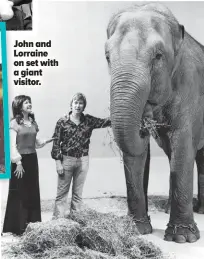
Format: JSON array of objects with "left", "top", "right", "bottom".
[
  {"left": 19, "top": 116, "right": 33, "bottom": 125},
  {"left": 67, "top": 111, "right": 85, "bottom": 123}
]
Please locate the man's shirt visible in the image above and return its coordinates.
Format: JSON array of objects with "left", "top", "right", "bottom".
[{"left": 51, "top": 113, "right": 111, "bottom": 160}]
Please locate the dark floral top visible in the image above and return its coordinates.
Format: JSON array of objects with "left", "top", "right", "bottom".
[{"left": 51, "top": 113, "right": 111, "bottom": 160}]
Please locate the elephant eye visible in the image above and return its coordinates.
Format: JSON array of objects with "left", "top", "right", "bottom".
[
  {"left": 105, "top": 50, "right": 110, "bottom": 63},
  {"left": 155, "top": 53, "right": 162, "bottom": 60},
  {"left": 106, "top": 54, "right": 110, "bottom": 63}
]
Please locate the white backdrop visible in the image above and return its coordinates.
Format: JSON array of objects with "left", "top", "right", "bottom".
[
  {"left": 0, "top": 4, "right": 203, "bottom": 251},
  {"left": 6, "top": 0, "right": 204, "bottom": 159}
]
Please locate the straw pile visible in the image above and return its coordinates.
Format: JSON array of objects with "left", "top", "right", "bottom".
[{"left": 2, "top": 207, "right": 170, "bottom": 259}]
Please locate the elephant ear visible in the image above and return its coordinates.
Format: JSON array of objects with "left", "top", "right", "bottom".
[
  {"left": 107, "top": 13, "right": 122, "bottom": 39},
  {"left": 171, "top": 24, "right": 185, "bottom": 78},
  {"left": 173, "top": 24, "right": 185, "bottom": 56}
]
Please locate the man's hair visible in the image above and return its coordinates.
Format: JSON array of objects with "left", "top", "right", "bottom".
[{"left": 70, "top": 92, "right": 87, "bottom": 110}]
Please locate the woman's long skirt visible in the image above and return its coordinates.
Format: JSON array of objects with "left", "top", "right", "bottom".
[{"left": 2, "top": 152, "right": 41, "bottom": 235}]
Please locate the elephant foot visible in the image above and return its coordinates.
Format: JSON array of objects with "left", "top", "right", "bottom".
[
  {"left": 165, "top": 201, "right": 171, "bottom": 214},
  {"left": 197, "top": 206, "right": 204, "bottom": 214},
  {"left": 193, "top": 203, "right": 204, "bottom": 214},
  {"left": 164, "top": 222, "right": 200, "bottom": 243},
  {"left": 133, "top": 215, "right": 153, "bottom": 235}
]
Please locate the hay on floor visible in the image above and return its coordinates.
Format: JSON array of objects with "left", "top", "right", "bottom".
[
  {"left": 23, "top": 218, "right": 80, "bottom": 253},
  {"left": 2, "top": 208, "right": 169, "bottom": 259}
]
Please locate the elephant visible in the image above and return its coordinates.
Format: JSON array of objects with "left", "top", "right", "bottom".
[{"left": 105, "top": 3, "right": 204, "bottom": 243}]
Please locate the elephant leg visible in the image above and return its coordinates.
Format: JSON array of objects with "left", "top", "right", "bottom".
[
  {"left": 165, "top": 175, "right": 172, "bottom": 214},
  {"left": 155, "top": 134, "right": 171, "bottom": 214},
  {"left": 143, "top": 143, "right": 150, "bottom": 213},
  {"left": 194, "top": 146, "right": 204, "bottom": 214},
  {"left": 165, "top": 155, "right": 172, "bottom": 214},
  {"left": 124, "top": 146, "right": 152, "bottom": 235},
  {"left": 164, "top": 132, "right": 200, "bottom": 243}
]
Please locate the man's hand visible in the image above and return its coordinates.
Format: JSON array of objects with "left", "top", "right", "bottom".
[
  {"left": 56, "top": 160, "right": 64, "bottom": 176},
  {"left": 57, "top": 168, "right": 64, "bottom": 176}
]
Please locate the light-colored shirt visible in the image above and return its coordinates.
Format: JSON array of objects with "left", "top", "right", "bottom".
[{"left": 10, "top": 119, "right": 45, "bottom": 163}]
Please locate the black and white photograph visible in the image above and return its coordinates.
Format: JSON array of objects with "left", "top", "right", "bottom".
[
  {"left": 0, "top": 0, "right": 32, "bottom": 31},
  {"left": 1, "top": 1, "right": 204, "bottom": 258}
]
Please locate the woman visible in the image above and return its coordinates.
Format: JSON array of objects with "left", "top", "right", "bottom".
[
  {"left": 2, "top": 95, "right": 54, "bottom": 236},
  {"left": 51, "top": 93, "right": 111, "bottom": 218}
]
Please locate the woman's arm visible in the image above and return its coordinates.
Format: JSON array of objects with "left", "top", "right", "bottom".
[
  {"left": 35, "top": 137, "right": 55, "bottom": 149},
  {"left": 10, "top": 129, "right": 22, "bottom": 164},
  {"left": 10, "top": 128, "right": 25, "bottom": 178},
  {"left": 35, "top": 138, "right": 46, "bottom": 149}
]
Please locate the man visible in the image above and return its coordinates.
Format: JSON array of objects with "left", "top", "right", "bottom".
[{"left": 51, "top": 93, "right": 111, "bottom": 218}]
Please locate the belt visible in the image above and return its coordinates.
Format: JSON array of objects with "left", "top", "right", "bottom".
[{"left": 63, "top": 152, "right": 88, "bottom": 159}]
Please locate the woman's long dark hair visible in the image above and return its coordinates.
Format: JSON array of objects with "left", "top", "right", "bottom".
[{"left": 12, "top": 95, "right": 36, "bottom": 124}]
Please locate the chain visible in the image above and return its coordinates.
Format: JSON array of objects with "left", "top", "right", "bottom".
[
  {"left": 167, "top": 223, "right": 197, "bottom": 234},
  {"left": 133, "top": 215, "right": 151, "bottom": 224}
]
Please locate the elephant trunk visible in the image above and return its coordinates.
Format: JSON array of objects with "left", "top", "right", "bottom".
[{"left": 110, "top": 70, "right": 150, "bottom": 156}]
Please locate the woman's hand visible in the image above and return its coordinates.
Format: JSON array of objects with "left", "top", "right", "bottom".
[
  {"left": 14, "top": 164, "right": 25, "bottom": 179},
  {"left": 35, "top": 137, "right": 57, "bottom": 149},
  {"left": 45, "top": 137, "right": 57, "bottom": 144}
]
